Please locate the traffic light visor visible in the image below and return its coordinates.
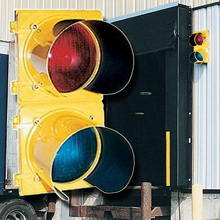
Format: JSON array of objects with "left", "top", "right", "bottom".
[
  {"left": 85, "top": 127, "right": 134, "bottom": 193},
  {"left": 83, "top": 21, "right": 134, "bottom": 94}
]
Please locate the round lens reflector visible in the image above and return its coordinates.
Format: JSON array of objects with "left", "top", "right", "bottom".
[
  {"left": 195, "top": 52, "right": 203, "bottom": 61},
  {"left": 48, "top": 23, "right": 98, "bottom": 93},
  {"left": 195, "top": 33, "right": 204, "bottom": 45},
  {"left": 52, "top": 127, "right": 97, "bottom": 183}
]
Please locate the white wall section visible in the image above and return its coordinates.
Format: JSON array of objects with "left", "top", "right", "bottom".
[
  {"left": 0, "top": 0, "right": 218, "bottom": 41},
  {"left": 193, "top": 4, "right": 220, "bottom": 189}
]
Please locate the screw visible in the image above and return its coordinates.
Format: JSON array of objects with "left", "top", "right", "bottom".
[
  {"left": 32, "top": 24, "right": 38, "bottom": 30},
  {"left": 34, "top": 118, "right": 40, "bottom": 124},
  {"left": 35, "top": 175, "right": 41, "bottom": 181},
  {"left": 33, "top": 84, "right": 39, "bottom": 90}
]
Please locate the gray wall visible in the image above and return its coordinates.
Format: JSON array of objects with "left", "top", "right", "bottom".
[{"left": 171, "top": 192, "right": 220, "bottom": 220}]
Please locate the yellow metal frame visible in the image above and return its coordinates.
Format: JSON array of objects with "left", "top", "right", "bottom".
[
  {"left": 194, "top": 30, "right": 209, "bottom": 63},
  {"left": 11, "top": 10, "right": 104, "bottom": 196},
  {"left": 166, "top": 131, "right": 170, "bottom": 187}
]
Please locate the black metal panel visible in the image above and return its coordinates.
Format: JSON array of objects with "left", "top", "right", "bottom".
[
  {"left": 105, "top": 4, "right": 192, "bottom": 193},
  {"left": 0, "top": 53, "right": 8, "bottom": 195},
  {"left": 113, "top": 7, "right": 177, "bottom": 55},
  {"left": 106, "top": 51, "right": 166, "bottom": 187},
  {"left": 165, "top": 6, "right": 192, "bottom": 187}
]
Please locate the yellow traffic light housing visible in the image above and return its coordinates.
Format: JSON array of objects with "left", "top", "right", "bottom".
[
  {"left": 10, "top": 10, "right": 135, "bottom": 200},
  {"left": 189, "top": 30, "right": 209, "bottom": 64}
]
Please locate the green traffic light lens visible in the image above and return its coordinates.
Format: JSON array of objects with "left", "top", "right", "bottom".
[
  {"left": 195, "top": 52, "right": 203, "bottom": 61},
  {"left": 52, "top": 127, "right": 97, "bottom": 183},
  {"left": 189, "top": 52, "right": 203, "bottom": 63}
]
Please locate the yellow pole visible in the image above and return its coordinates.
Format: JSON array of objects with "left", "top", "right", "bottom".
[
  {"left": 166, "top": 131, "right": 170, "bottom": 186},
  {"left": 192, "top": 184, "right": 203, "bottom": 220}
]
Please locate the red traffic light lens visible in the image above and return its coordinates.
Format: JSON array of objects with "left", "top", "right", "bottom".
[
  {"left": 189, "top": 33, "right": 205, "bottom": 46},
  {"left": 195, "top": 33, "right": 204, "bottom": 45},
  {"left": 48, "top": 23, "right": 98, "bottom": 93}
]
